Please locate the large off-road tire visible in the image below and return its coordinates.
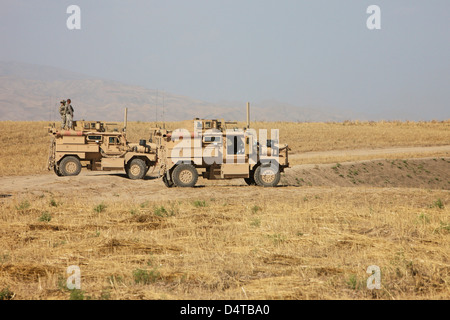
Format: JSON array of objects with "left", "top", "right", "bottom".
[
  {"left": 254, "top": 165, "right": 280, "bottom": 187},
  {"left": 172, "top": 164, "right": 198, "bottom": 187},
  {"left": 59, "top": 156, "right": 82, "bottom": 176},
  {"left": 244, "top": 171, "right": 256, "bottom": 186},
  {"left": 162, "top": 174, "right": 174, "bottom": 188},
  {"left": 126, "top": 158, "right": 147, "bottom": 180},
  {"left": 53, "top": 165, "right": 63, "bottom": 177}
]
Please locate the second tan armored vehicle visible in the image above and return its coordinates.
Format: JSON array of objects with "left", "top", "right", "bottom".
[
  {"left": 152, "top": 103, "right": 290, "bottom": 188},
  {"left": 47, "top": 113, "right": 157, "bottom": 179}
]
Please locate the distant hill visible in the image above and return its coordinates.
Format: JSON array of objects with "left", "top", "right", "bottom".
[{"left": 0, "top": 61, "right": 365, "bottom": 122}]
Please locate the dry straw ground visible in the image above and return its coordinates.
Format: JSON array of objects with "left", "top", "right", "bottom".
[{"left": 0, "top": 120, "right": 449, "bottom": 300}]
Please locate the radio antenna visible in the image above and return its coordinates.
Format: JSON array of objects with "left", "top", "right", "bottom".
[
  {"left": 162, "top": 90, "right": 165, "bottom": 128},
  {"left": 155, "top": 88, "right": 158, "bottom": 124}
]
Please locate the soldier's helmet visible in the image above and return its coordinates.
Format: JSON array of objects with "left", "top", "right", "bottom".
[{"left": 60, "top": 100, "right": 66, "bottom": 104}]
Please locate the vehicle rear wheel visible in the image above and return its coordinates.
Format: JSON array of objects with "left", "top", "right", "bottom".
[
  {"left": 254, "top": 165, "right": 280, "bottom": 187},
  {"left": 127, "top": 158, "right": 146, "bottom": 180},
  {"left": 59, "top": 156, "right": 81, "bottom": 176},
  {"left": 244, "top": 171, "right": 256, "bottom": 186},
  {"left": 172, "top": 164, "right": 198, "bottom": 187}
]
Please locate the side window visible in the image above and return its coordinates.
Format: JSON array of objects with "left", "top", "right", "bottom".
[
  {"left": 87, "top": 135, "right": 102, "bottom": 142},
  {"left": 109, "top": 137, "right": 119, "bottom": 144},
  {"left": 226, "top": 135, "right": 245, "bottom": 155},
  {"left": 204, "top": 135, "right": 222, "bottom": 143}
]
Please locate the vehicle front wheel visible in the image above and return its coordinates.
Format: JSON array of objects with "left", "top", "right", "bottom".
[
  {"left": 254, "top": 165, "right": 280, "bottom": 187},
  {"left": 244, "top": 171, "right": 256, "bottom": 186},
  {"left": 172, "top": 164, "right": 198, "bottom": 187},
  {"left": 59, "top": 156, "right": 82, "bottom": 176}
]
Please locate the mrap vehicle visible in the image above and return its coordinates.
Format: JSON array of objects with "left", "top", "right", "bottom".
[
  {"left": 153, "top": 103, "right": 290, "bottom": 188},
  {"left": 47, "top": 109, "right": 157, "bottom": 179}
]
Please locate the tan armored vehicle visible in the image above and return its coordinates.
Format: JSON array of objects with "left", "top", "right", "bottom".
[
  {"left": 47, "top": 110, "right": 157, "bottom": 179},
  {"left": 153, "top": 103, "right": 289, "bottom": 188}
]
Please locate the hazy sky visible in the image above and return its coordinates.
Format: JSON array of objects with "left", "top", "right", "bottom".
[{"left": 1, "top": 0, "right": 449, "bottom": 120}]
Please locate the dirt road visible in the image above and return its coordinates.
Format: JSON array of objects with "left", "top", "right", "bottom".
[
  {"left": 289, "top": 145, "right": 450, "bottom": 160},
  {"left": 1, "top": 147, "right": 449, "bottom": 204}
]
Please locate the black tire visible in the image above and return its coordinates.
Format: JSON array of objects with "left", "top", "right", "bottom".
[
  {"left": 126, "top": 158, "right": 147, "bottom": 180},
  {"left": 53, "top": 165, "right": 63, "bottom": 177},
  {"left": 172, "top": 164, "right": 198, "bottom": 187},
  {"left": 59, "top": 156, "right": 81, "bottom": 176},
  {"left": 162, "top": 174, "right": 174, "bottom": 188},
  {"left": 244, "top": 171, "right": 256, "bottom": 186},
  {"left": 254, "top": 165, "right": 280, "bottom": 187}
]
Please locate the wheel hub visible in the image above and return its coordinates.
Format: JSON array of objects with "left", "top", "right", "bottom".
[
  {"left": 179, "top": 170, "right": 193, "bottom": 183},
  {"left": 130, "top": 164, "right": 141, "bottom": 176},
  {"left": 260, "top": 168, "right": 276, "bottom": 183},
  {"left": 65, "top": 162, "right": 77, "bottom": 174}
]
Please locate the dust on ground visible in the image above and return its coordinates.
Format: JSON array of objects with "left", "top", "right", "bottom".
[{"left": 0, "top": 156, "right": 448, "bottom": 204}]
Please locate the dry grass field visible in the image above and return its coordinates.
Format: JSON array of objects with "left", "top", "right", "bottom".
[{"left": 0, "top": 120, "right": 449, "bottom": 300}]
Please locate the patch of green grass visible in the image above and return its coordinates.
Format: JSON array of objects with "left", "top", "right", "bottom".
[
  {"left": 250, "top": 217, "right": 261, "bottom": 227},
  {"left": 436, "top": 222, "right": 450, "bottom": 234},
  {"left": 15, "top": 200, "right": 30, "bottom": 211},
  {"left": 0, "top": 254, "right": 10, "bottom": 263},
  {"left": 100, "top": 289, "right": 111, "bottom": 300},
  {"left": 38, "top": 211, "right": 52, "bottom": 222},
  {"left": 346, "top": 274, "right": 364, "bottom": 290},
  {"left": 193, "top": 200, "right": 207, "bottom": 208},
  {"left": 0, "top": 287, "right": 14, "bottom": 300},
  {"left": 153, "top": 205, "right": 177, "bottom": 217},
  {"left": 133, "top": 268, "right": 160, "bottom": 284},
  {"left": 431, "top": 199, "right": 444, "bottom": 209},
  {"left": 69, "top": 289, "right": 87, "bottom": 300},
  {"left": 251, "top": 205, "right": 261, "bottom": 214},
  {"left": 154, "top": 206, "right": 168, "bottom": 217},
  {"left": 267, "top": 233, "right": 286, "bottom": 245},
  {"left": 140, "top": 201, "right": 149, "bottom": 208},
  {"left": 332, "top": 163, "right": 341, "bottom": 170},
  {"left": 94, "top": 202, "right": 107, "bottom": 213},
  {"left": 417, "top": 213, "right": 430, "bottom": 224},
  {"left": 49, "top": 198, "right": 58, "bottom": 207}
]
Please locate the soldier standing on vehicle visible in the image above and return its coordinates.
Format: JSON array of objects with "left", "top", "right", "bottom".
[
  {"left": 59, "top": 100, "right": 66, "bottom": 129},
  {"left": 65, "top": 99, "right": 74, "bottom": 129}
]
